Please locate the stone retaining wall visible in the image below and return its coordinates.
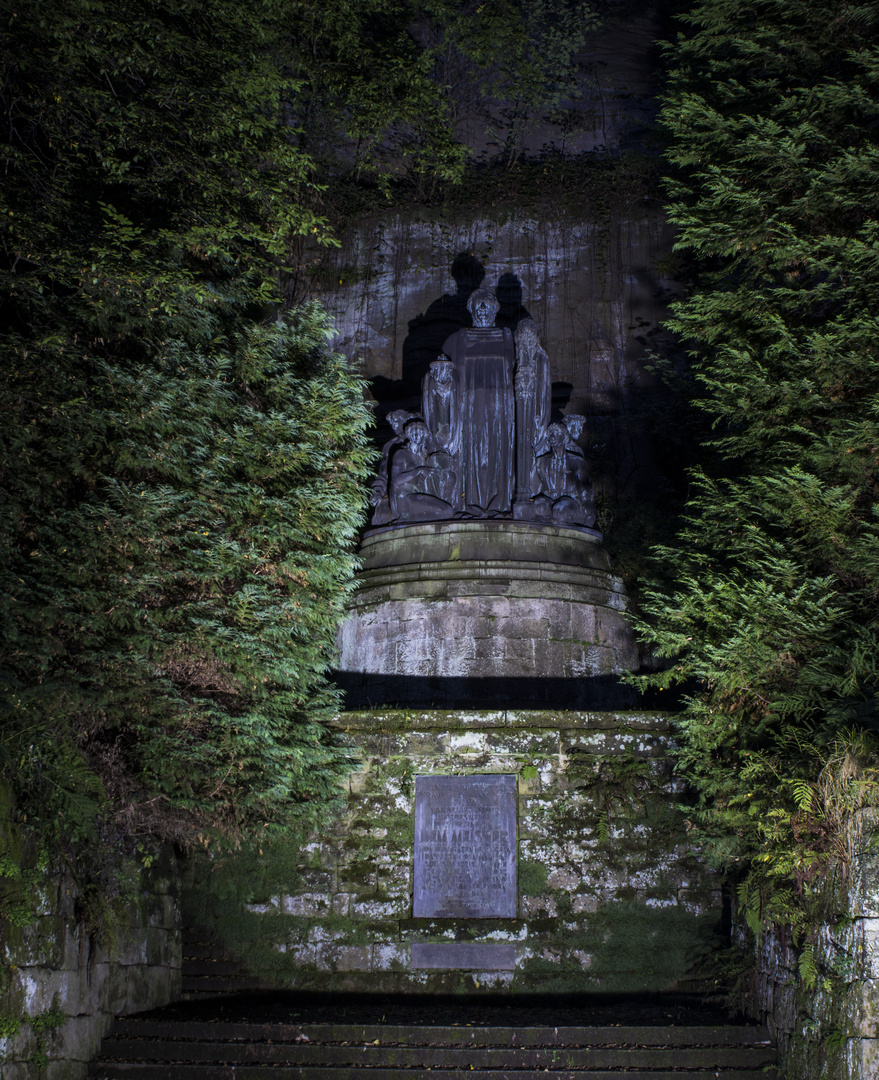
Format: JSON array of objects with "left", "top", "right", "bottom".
[
  {"left": 184, "top": 709, "right": 724, "bottom": 995},
  {"left": 748, "top": 810, "right": 879, "bottom": 1080},
  {"left": 0, "top": 825, "right": 181, "bottom": 1080}
]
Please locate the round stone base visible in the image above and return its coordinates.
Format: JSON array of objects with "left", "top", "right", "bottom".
[{"left": 335, "top": 521, "right": 638, "bottom": 708}]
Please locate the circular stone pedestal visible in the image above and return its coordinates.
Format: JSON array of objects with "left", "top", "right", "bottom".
[{"left": 335, "top": 521, "right": 638, "bottom": 709}]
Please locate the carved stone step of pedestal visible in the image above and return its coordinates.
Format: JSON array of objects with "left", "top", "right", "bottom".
[
  {"left": 359, "top": 520, "right": 609, "bottom": 570},
  {"left": 336, "top": 521, "right": 639, "bottom": 709},
  {"left": 91, "top": 1018, "right": 777, "bottom": 1078}
]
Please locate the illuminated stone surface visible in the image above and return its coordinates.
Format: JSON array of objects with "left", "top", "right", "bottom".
[{"left": 336, "top": 521, "right": 638, "bottom": 707}]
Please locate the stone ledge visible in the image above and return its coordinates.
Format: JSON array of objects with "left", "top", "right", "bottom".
[
  {"left": 348, "top": 563, "right": 626, "bottom": 609},
  {"left": 332, "top": 709, "right": 673, "bottom": 732},
  {"left": 360, "top": 520, "right": 607, "bottom": 572}
]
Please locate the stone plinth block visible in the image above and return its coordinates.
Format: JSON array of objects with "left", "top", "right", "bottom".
[
  {"left": 336, "top": 521, "right": 638, "bottom": 708},
  {"left": 411, "top": 943, "right": 516, "bottom": 970}
]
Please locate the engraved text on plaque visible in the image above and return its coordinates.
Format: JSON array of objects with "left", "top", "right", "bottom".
[{"left": 413, "top": 774, "right": 517, "bottom": 918}]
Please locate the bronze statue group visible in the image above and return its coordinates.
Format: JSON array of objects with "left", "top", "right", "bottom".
[{"left": 370, "top": 288, "right": 596, "bottom": 530}]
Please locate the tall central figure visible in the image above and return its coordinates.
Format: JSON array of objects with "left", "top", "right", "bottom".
[{"left": 441, "top": 288, "right": 516, "bottom": 517}]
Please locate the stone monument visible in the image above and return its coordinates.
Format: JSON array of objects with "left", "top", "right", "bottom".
[
  {"left": 189, "top": 272, "right": 722, "bottom": 998},
  {"left": 337, "top": 278, "right": 638, "bottom": 708}
]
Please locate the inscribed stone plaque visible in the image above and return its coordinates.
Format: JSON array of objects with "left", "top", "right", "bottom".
[
  {"left": 411, "top": 943, "right": 515, "bottom": 970},
  {"left": 413, "top": 774, "right": 517, "bottom": 918}
]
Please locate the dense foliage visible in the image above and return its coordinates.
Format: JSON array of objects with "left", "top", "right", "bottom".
[
  {"left": 638, "top": 0, "right": 879, "bottom": 943},
  {"left": 0, "top": 0, "right": 393, "bottom": 852},
  {"left": 1, "top": 0, "right": 609, "bottom": 857}
]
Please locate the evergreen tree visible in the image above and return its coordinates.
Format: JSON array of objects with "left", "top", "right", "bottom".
[
  {"left": 0, "top": 0, "right": 608, "bottom": 859},
  {"left": 638, "top": 0, "right": 879, "bottom": 938},
  {"left": 0, "top": 0, "right": 461, "bottom": 848}
]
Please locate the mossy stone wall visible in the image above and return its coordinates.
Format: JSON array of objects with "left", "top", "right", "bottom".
[
  {"left": 747, "top": 809, "right": 879, "bottom": 1080},
  {"left": 0, "top": 790, "right": 180, "bottom": 1080},
  {"left": 183, "top": 709, "right": 723, "bottom": 994}
]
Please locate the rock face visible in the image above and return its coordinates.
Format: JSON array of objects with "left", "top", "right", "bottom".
[
  {"left": 336, "top": 521, "right": 638, "bottom": 709},
  {"left": 309, "top": 200, "right": 682, "bottom": 511},
  {"left": 319, "top": 210, "right": 676, "bottom": 403}
]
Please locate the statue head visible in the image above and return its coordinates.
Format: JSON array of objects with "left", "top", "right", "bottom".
[
  {"left": 467, "top": 288, "right": 500, "bottom": 329},
  {"left": 430, "top": 357, "right": 454, "bottom": 385},
  {"left": 563, "top": 413, "right": 585, "bottom": 441},
  {"left": 387, "top": 409, "right": 415, "bottom": 437},
  {"left": 514, "top": 318, "right": 539, "bottom": 352},
  {"left": 404, "top": 417, "right": 430, "bottom": 455},
  {"left": 548, "top": 422, "right": 567, "bottom": 451}
]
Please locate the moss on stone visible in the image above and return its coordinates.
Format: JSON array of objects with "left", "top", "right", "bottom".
[
  {"left": 525, "top": 900, "right": 721, "bottom": 994},
  {"left": 518, "top": 859, "right": 549, "bottom": 897},
  {"left": 179, "top": 711, "right": 726, "bottom": 995}
]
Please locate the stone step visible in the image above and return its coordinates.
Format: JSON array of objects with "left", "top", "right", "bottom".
[
  {"left": 178, "top": 976, "right": 261, "bottom": 997},
  {"left": 182, "top": 929, "right": 217, "bottom": 944},
  {"left": 97, "top": 1038, "right": 776, "bottom": 1069},
  {"left": 181, "top": 960, "right": 244, "bottom": 977},
  {"left": 92, "top": 1020, "right": 776, "bottom": 1078},
  {"left": 111, "top": 1019, "right": 774, "bottom": 1047},
  {"left": 182, "top": 941, "right": 231, "bottom": 959},
  {"left": 180, "top": 925, "right": 251, "bottom": 999},
  {"left": 93, "top": 1069, "right": 772, "bottom": 1080}
]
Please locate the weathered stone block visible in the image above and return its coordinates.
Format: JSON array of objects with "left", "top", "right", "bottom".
[
  {"left": 372, "top": 942, "right": 409, "bottom": 970},
  {"left": 411, "top": 942, "right": 516, "bottom": 970},
  {"left": 351, "top": 897, "right": 408, "bottom": 919},
  {"left": 107, "top": 962, "right": 179, "bottom": 1016},
  {"left": 331, "top": 892, "right": 352, "bottom": 916},
  {"left": 280, "top": 894, "right": 331, "bottom": 917},
  {"left": 449, "top": 731, "right": 487, "bottom": 754},
  {"left": 13, "top": 917, "right": 67, "bottom": 968},
  {"left": 546, "top": 866, "right": 585, "bottom": 891},
  {"left": 852, "top": 1035, "right": 879, "bottom": 1077},
  {"left": 147, "top": 892, "right": 179, "bottom": 930},
  {"left": 570, "top": 893, "right": 601, "bottom": 914},
  {"left": 520, "top": 895, "right": 558, "bottom": 917},
  {"left": 334, "top": 946, "right": 372, "bottom": 971},
  {"left": 48, "top": 1013, "right": 109, "bottom": 1069}
]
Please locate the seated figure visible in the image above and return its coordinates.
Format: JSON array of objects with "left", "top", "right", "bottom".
[
  {"left": 370, "top": 409, "right": 420, "bottom": 526},
  {"left": 533, "top": 421, "right": 596, "bottom": 528},
  {"left": 561, "top": 413, "right": 596, "bottom": 525},
  {"left": 388, "top": 418, "right": 457, "bottom": 523}
]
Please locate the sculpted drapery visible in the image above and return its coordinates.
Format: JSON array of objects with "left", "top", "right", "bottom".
[
  {"left": 440, "top": 289, "right": 516, "bottom": 517},
  {"left": 378, "top": 284, "right": 595, "bottom": 528}
]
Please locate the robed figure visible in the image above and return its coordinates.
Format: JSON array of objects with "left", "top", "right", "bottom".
[
  {"left": 441, "top": 288, "right": 516, "bottom": 516},
  {"left": 422, "top": 357, "right": 462, "bottom": 513},
  {"left": 512, "top": 318, "right": 552, "bottom": 517}
]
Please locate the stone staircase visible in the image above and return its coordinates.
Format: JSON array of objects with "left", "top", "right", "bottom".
[
  {"left": 180, "top": 927, "right": 262, "bottom": 1000},
  {"left": 90, "top": 1015, "right": 777, "bottom": 1078}
]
